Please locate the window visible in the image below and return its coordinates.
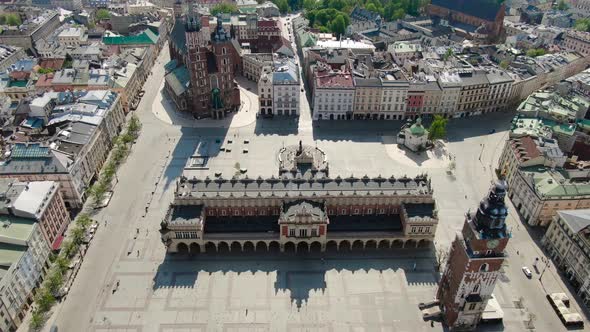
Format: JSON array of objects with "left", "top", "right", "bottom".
[
  {"left": 341, "top": 209, "right": 346, "bottom": 215},
  {"left": 299, "top": 229, "right": 308, "bottom": 237},
  {"left": 289, "top": 228, "right": 295, "bottom": 237},
  {"left": 311, "top": 228, "right": 317, "bottom": 237},
  {"left": 480, "top": 263, "right": 489, "bottom": 272},
  {"left": 473, "top": 284, "right": 480, "bottom": 293}
]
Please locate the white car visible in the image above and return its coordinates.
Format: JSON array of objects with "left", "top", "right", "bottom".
[{"left": 522, "top": 266, "right": 532, "bottom": 278}]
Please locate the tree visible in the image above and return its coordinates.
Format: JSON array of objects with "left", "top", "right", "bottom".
[
  {"left": 76, "top": 214, "right": 92, "bottom": 228},
  {"left": 526, "top": 48, "right": 546, "bottom": 57},
  {"left": 274, "top": 0, "right": 290, "bottom": 13},
  {"left": 499, "top": 60, "right": 510, "bottom": 69},
  {"left": 71, "top": 227, "right": 85, "bottom": 246},
  {"left": 303, "top": 0, "right": 317, "bottom": 11},
  {"left": 210, "top": 2, "right": 239, "bottom": 15},
  {"left": 30, "top": 310, "right": 45, "bottom": 330},
  {"left": 46, "top": 270, "right": 63, "bottom": 294},
  {"left": 38, "top": 67, "right": 54, "bottom": 74},
  {"left": 95, "top": 9, "right": 111, "bottom": 21},
  {"left": 428, "top": 115, "right": 448, "bottom": 140},
  {"left": 435, "top": 245, "right": 449, "bottom": 271},
  {"left": 35, "top": 288, "right": 56, "bottom": 313},
  {"left": 557, "top": 0, "right": 568, "bottom": 10},
  {"left": 443, "top": 48, "right": 454, "bottom": 61},
  {"left": 3, "top": 14, "right": 22, "bottom": 26},
  {"left": 575, "top": 18, "right": 590, "bottom": 32},
  {"left": 330, "top": 14, "right": 347, "bottom": 37}
]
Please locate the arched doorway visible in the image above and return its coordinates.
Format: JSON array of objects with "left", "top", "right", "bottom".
[
  {"left": 230, "top": 241, "right": 242, "bottom": 252},
  {"left": 391, "top": 240, "right": 404, "bottom": 248},
  {"left": 326, "top": 240, "right": 338, "bottom": 252},
  {"left": 297, "top": 242, "right": 309, "bottom": 253},
  {"left": 189, "top": 243, "right": 200, "bottom": 254},
  {"left": 340, "top": 240, "right": 351, "bottom": 251},
  {"left": 365, "top": 240, "right": 377, "bottom": 250},
  {"left": 417, "top": 240, "right": 430, "bottom": 248},
  {"left": 405, "top": 240, "right": 417, "bottom": 248},
  {"left": 256, "top": 242, "right": 268, "bottom": 252},
  {"left": 243, "top": 241, "right": 255, "bottom": 252},
  {"left": 269, "top": 241, "right": 280, "bottom": 253},
  {"left": 310, "top": 241, "right": 322, "bottom": 253},
  {"left": 284, "top": 242, "right": 296, "bottom": 253},
  {"left": 218, "top": 241, "right": 230, "bottom": 252},
  {"left": 352, "top": 240, "right": 364, "bottom": 251},
  {"left": 378, "top": 240, "right": 390, "bottom": 250},
  {"left": 205, "top": 242, "right": 216, "bottom": 253},
  {"left": 177, "top": 242, "right": 189, "bottom": 254}
]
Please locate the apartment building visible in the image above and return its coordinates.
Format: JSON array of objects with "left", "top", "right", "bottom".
[
  {"left": 0, "top": 218, "right": 50, "bottom": 331},
  {"left": 542, "top": 209, "right": 590, "bottom": 309},
  {"left": 312, "top": 67, "right": 355, "bottom": 120},
  {"left": 564, "top": 31, "right": 590, "bottom": 56},
  {"left": 0, "top": 179, "right": 70, "bottom": 249},
  {"left": 0, "top": 91, "right": 124, "bottom": 208},
  {"left": 379, "top": 72, "right": 409, "bottom": 120},
  {"left": 508, "top": 166, "right": 590, "bottom": 226},
  {"left": 272, "top": 58, "right": 300, "bottom": 116},
  {"left": 243, "top": 53, "right": 273, "bottom": 81},
  {"left": 498, "top": 135, "right": 567, "bottom": 189},
  {"left": 353, "top": 78, "right": 382, "bottom": 119}
]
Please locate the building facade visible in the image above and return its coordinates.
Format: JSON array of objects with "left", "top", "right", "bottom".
[
  {"left": 564, "top": 31, "right": 590, "bottom": 56},
  {"left": 0, "top": 218, "right": 50, "bottom": 331},
  {"left": 312, "top": 68, "right": 355, "bottom": 120},
  {"left": 542, "top": 209, "right": 590, "bottom": 310},
  {"left": 160, "top": 144, "right": 438, "bottom": 254},
  {"left": 272, "top": 58, "right": 300, "bottom": 116},
  {"left": 438, "top": 180, "right": 510, "bottom": 331},
  {"left": 243, "top": 53, "right": 273, "bottom": 81}
]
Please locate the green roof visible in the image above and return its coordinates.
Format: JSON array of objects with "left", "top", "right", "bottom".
[
  {"left": 8, "top": 80, "right": 28, "bottom": 88},
  {"left": 103, "top": 29, "right": 158, "bottom": 46},
  {"left": 521, "top": 166, "right": 590, "bottom": 198},
  {"left": 0, "top": 215, "right": 35, "bottom": 243},
  {"left": 552, "top": 123, "right": 576, "bottom": 136},
  {"left": 0, "top": 243, "right": 25, "bottom": 268}
]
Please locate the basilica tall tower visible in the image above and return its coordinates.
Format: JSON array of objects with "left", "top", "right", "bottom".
[{"left": 437, "top": 180, "right": 511, "bottom": 331}]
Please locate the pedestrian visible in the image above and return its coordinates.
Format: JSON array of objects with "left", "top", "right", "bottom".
[
  {"left": 136, "top": 228, "right": 139, "bottom": 234},
  {"left": 137, "top": 250, "right": 140, "bottom": 257},
  {"left": 246, "top": 309, "right": 248, "bottom": 316},
  {"left": 413, "top": 262, "right": 417, "bottom": 271},
  {"left": 517, "top": 250, "right": 519, "bottom": 255}
]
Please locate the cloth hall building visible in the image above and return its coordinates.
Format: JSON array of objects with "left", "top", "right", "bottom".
[{"left": 160, "top": 143, "right": 438, "bottom": 254}]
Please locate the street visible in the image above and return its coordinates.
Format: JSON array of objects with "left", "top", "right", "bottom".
[{"left": 40, "top": 15, "right": 590, "bottom": 332}]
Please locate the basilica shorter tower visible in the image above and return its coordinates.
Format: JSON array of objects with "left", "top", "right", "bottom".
[{"left": 437, "top": 180, "right": 511, "bottom": 331}]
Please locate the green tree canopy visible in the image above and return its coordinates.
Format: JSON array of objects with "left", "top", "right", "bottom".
[
  {"left": 499, "top": 60, "right": 509, "bottom": 69},
  {"left": 95, "top": 9, "right": 111, "bottom": 20},
  {"left": 0, "top": 14, "right": 22, "bottom": 26},
  {"left": 428, "top": 115, "right": 448, "bottom": 140},
  {"left": 575, "top": 18, "right": 590, "bottom": 32},
  {"left": 330, "top": 14, "right": 347, "bottom": 37},
  {"left": 274, "top": 0, "right": 290, "bottom": 13},
  {"left": 210, "top": 2, "right": 239, "bottom": 15},
  {"left": 526, "top": 48, "right": 546, "bottom": 57},
  {"left": 557, "top": 0, "right": 568, "bottom": 10}
]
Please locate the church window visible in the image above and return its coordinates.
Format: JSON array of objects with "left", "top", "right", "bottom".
[
  {"left": 222, "top": 47, "right": 227, "bottom": 55},
  {"left": 354, "top": 209, "right": 359, "bottom": 215},
  {"left": 367, "top": 208, "right": 372, "bottom": 214},
  {"left": 480, "top": 263, "right": 489, "bottom": 272}
]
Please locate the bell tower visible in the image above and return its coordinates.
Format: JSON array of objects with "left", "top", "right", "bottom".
[{"left": 437, "top": 180, "right": 511, "bottom": 331}]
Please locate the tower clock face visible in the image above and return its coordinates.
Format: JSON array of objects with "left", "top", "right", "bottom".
[{"left": 487, "top": 239, "right": 500, "bottom": 249}]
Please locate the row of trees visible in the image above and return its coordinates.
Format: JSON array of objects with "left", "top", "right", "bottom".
[
  {"left": 210, "top": 3, "right": 239, "bottom": 15},
  {"left": 89, "top": 115, "right": 141, "bottom": 204},
  {"left": 30, "top": 214, "right": 93, "bottom": 330},
  {"left": 30, "top": 116, "right": 141, "bottom": 330}
]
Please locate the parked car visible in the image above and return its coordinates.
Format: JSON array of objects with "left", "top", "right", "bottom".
[{"left": 522, "top": 266, "right": 532, "bottom": 278}]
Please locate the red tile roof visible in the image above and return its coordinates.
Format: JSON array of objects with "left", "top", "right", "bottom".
[
  {"left": 316, "top": 71, "right": 354, "bottom": 88},
  {"left": 511, "top": 136, "right": 540, "bottom": 162},
  {"left": 39, "top": 58, "right": 65, "bottom": 70}
]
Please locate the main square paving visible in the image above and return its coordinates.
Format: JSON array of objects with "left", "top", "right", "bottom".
[{"left": 39, "top": 37, "right": 590, "bottom": 332}]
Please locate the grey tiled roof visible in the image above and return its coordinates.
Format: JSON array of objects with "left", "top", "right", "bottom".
[{"left": 177, "top": 175, "right": 432, "bottom": 198}]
